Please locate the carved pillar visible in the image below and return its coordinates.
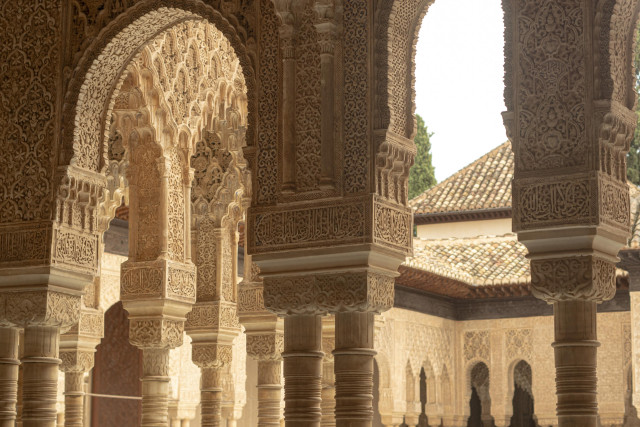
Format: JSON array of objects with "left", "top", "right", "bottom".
[
  {"left": 239, "top": 250, "right": 285, "bottom": 427},
  {"left": 248, "top": 2, "right": 412, "bottom": 427},
  {"left": 278, "top": 17, "right": 296, "bottom": 193},
  {"left": 314, "top": 2, "right": 338, "bottom": 189},
  {"left": 502, "top": 0, "right": 638, "bottom": 425},
  {"left": 321, "top": 317, "right": 336, "bottom": 427},
  {"left": 0, "top": 326, "right": 19, "bottom": 426},
  {"left": 122, "top": 146, "right": 196, "bottom": 426},
  {"left": 186, "top": 222, "right": 240, "bottom": 427},
  {"left": 620, "top": 250, "right": 640, "bottom": 409},
  {"left": 59, "top": 349, "right": 93, "bottom": 427}
]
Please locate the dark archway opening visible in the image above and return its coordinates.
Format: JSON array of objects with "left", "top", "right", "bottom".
[
  {"left": 419, "top": 367, "right": 429, "bottom": 426},
  {"left": 509, "top": 360, "right": 536, "bottom": 427},
  {"left": 468, "top": 386, "right": 483, "bottom": 427}
]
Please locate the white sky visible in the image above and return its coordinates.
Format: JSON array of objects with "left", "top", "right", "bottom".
[{"left": 414, "top": 0, "right": 507, "bottom": 182}]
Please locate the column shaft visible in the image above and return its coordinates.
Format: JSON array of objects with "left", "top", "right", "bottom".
[
  {"left": 283, "top": 314, "right": 323, "bottom": 427},
  {"left": 0, "top": 327, "right": 19, "bottom": 426},
  {"left": 201, "top": 367, "right": 223, "bottom": 427},
  {"left": 553, "top": 300, "right": 598, "bottom": 427},
  {"left": 334, "top": 312, "right": 375, "bottom": 427},
  {"left": 257, "top": 360, "right": 282, "bottom": 427},
  {"left": 21, "top": 325, "right": 60, "bottom": 427},
  {"left": 141, "top": 348, "right": 171, "bottom": 427},
  {"left": 63, "top": 371, "right": 84, "bottom": 427},
  {"left": 321, "top": 359, "right": 336, "bottom": 427}
]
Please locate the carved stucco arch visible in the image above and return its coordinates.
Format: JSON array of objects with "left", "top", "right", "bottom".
[
  {"left": 503, "top": 358, "right": 534, "bottom": 421},
  {"left": 464, "top": 359, "right": 491, "bottom": 419},
  {"left": 374, "top": 352, "right": 394, "bottom": 416},
  {"left": 61, "top": 0, "right": 256, "bottom": 175}
]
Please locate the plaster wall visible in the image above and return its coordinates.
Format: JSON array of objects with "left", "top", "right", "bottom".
[
  {"left": 375, "top": 307, "right": 632, "bottom": 427},
  {"left": 416, "top": 218, "right": 512, "bottom": 240}
]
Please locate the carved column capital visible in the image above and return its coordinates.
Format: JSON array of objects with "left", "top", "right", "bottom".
[
  {"left": 263, "top": 270, "right": 394, "bottom": 315},
  {"left": 191, "top": 343, "right": 232, "bottom": 369},
  {"left": 59, "top": 350, "right": 94, "bottom": 373},
  {"left": 246, "top": 333, "right": 284, "bottom": 361},
  {"left": 4, "top": 290, "right": 81, "bottom": 332},
  {"left": 129, "top": 318, "right": 185, "bottom": 349},
  {"left": 530, "top": 255, "right": 617, "bottom": 303}
]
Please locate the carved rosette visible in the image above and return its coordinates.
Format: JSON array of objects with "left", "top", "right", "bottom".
[
  {"left": 4, "top": 290, "right": 81, "bottom": 331},
  {"left": 192, "top": 343, "right": 233, "bottom": 369},
  {"left": 120, "top": 259, "right": 196, "bottom": 303},
  {"left": 530, "top": 256, "right": 617, "bottom": 303},
  {"left": 129, "top": 318, "right": 184, "bottom": 349},
  {"left": 263, "top": 271, "right": 395, "bottom": 315},
  {"left": 246, "top": 333, "right": 284, "bottom": 361}
]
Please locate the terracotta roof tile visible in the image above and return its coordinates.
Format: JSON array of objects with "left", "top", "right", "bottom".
[
  {"left": 403, "top": 234, "right": 629, "bottom": 288},
  {"left": 404, "top": 234, "right": 529, "bottom": 286},
  {"left": 410, "top": 141, "right": 513, "bottom": 215}
]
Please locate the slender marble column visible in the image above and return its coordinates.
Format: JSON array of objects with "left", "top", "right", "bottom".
[
  {"left": 140, "top": 348, "right": 171, "bottom": 426},
  {"left": 201, "top": 367, "right": 223, "bottom": 427},
  {"left": 283, "top": 314, "right": 323, "bottom": 427},
  {"left": 334, "top": 312, "right": 375, "bottom": 427},
  {"left": 553, "top": 300, "right": 598, "bottom": 427},
  {"left": 63, "top": 372, "right": 84, "bottom": 427},
  {"left": 257, "top": 360, "right": 283, "bottom": 427},
  {"left": 0, "top": 327, "right": 19, "bottom": 426},
  {"left": 21, "top": 325, "right": 60, "bottom": 427}
]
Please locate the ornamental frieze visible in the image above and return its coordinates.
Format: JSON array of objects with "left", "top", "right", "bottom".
[
  {"left": 248, "top": 198, "right": 368, "bottom": 253},
  {"left": 120, "top": 259, "right": 196, "bottom": 303},
  {"left": 0, "top": 226, "right": 51, "bottom": 265}
]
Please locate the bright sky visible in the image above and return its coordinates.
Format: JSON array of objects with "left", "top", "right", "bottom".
[{"left": 415, "top": 0, "right": 507, "bottom": 182}]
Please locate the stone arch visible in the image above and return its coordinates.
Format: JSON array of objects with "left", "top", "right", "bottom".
[
  {"left": 374, "top": 352, "right": 394, "bottom": 419},
  {"left": 421, "top": 358, "right": 436, "bottom": 405},
  {"left": 508, "top": 360, "right": 536, "bottom": 427},
  {"left": 60, "top": 0, "right": 256, "bottom": 175},
  {"left": 466, "top": 360, "right": 492, "bottom": 424}
]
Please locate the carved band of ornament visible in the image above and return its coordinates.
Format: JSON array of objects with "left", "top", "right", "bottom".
[
  {"left": 4, "top": 291, "right": 81, "bottom": 330},
  {"left": 192, "top": 343, "right": 233, "bottom": 368},
  {"left": 263, "top": 271, "right": 395, "bottom": 315},
  {"left": 513, "top": 174, "right": 596, "bottom": 231},
  {"left": 246, "top": 333, "right": 284, "bottom": 360},
  {"left": 597, "top": 106, "right": 636, "bottom": 150},
  {"left": 129, "top": 318, "right": 184, "bottom": 349},
  {"left": 530, "top": 256, "right": 616, "bottom": 303},
  {"left": 120, "top": 264, "right": 163, "bottom": 299},
  {"left": 238, "top": 285, "right": 265, "bottom": 313},
  {"left": 0, "top": 226, "right": 51, "bottom": 265},
  {"left": 373, "top": 199, "right": 412, "bottom": 254},
  {"left": 60, "top": 350, "right": 95, "bottom": 373},
  {"left": 248, "top": 199, "right": 367, "bottom": 253},
  {"left": 167, "top": 264, "right": 197, "bottom": 301},
  {"left": 142, "top": 348, "right": 170, "bottom": 377},
  {"left": 53, "top": 228, "right": 99, "bottom": 273},
  {"left": 463, "top": 330, "right": 490, "bottom": 362},
  {"left": 599, "top": 176, "right": 630, "bottom": 233}
]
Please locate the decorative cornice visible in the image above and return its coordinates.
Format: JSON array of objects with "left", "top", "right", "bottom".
[{"left": 413, "top": 208, "right": 512, "bottom": 225}]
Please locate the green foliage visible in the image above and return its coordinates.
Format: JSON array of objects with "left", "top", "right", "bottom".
[
  {"left": 627, "top": 25, "right": 640, "bottom": 185},
  {"left": 409, "top": 114, "right": 437, "bottom": 200}
]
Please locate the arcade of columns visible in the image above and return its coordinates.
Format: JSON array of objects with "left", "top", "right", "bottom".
[{"left": 0, "top": 0, "right": 638, "bottom": 427}]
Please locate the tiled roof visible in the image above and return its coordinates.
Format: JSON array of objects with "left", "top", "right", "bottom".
[
  {"left": 410, "top": 141, "right": 513, "bottom": 215},
  {"left": 404, "top": 234, "right": 529, "bottom": 286},
  {"left": 403, "top": 233, "right": 629, "bottom": 289}
]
